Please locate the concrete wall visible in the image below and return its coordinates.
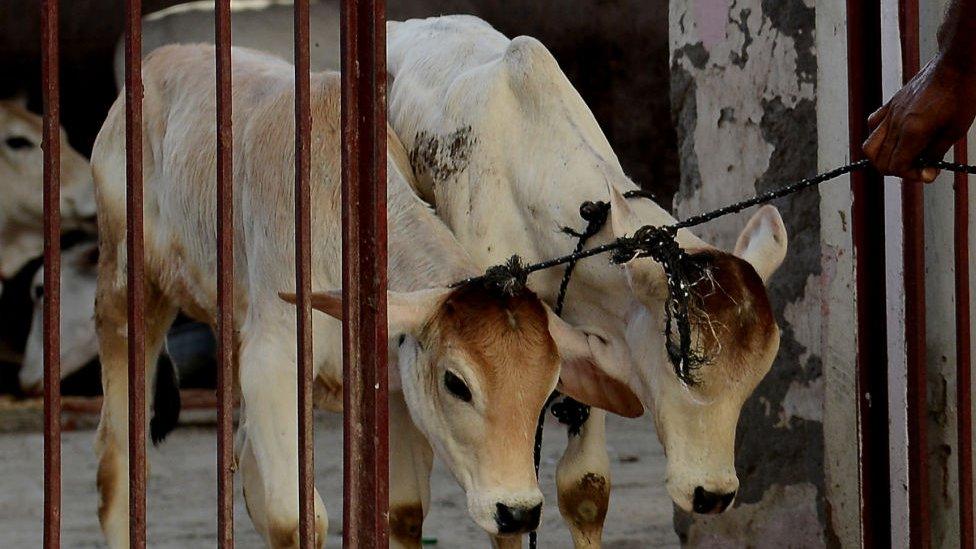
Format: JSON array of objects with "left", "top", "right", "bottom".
[{"left": 669, "top": 0, "right": 834, "bottom": 545}]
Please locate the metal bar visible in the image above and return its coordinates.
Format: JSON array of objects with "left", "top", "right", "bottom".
[
  {"left": 40, "top": 0, "right": 62, "bottom": 546},
  {"left": 898, "top": 0, "right": 929, "bottom": 545},
  {"left": 214, "top": 0, "right": 235, "bottom": 546},
  {"left": 955, "top": 136, "right": 973, "bottom": 549},
  {"left": 340, "top": 0, "right": 389, "bottom": 545},
  {"left": 846, "top": 0, "right": 891, "bottom": 545},
  {"left": 123, "top": 0, "right": 147, "bottom": 546},
  {"left": 293, "top": 0, "right": 315, "bottom": 546}
]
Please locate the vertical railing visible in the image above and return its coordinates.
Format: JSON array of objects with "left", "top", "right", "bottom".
[
  {"left": 123, "top": 0, "right": 147, "bottom": 546},
  {"left": 214, "top": 1, "right": 235, "bottom": 546},
  {"left": 40, "top": 0, "right": 62, "bottom": 547},
  {"left": 955, "top": 136, "right": 974, "bottom": 549},
  {"left": 897, "top": 0, "right": 930, "bottom": 546},
  {"left": 293, "top": 1, "right": 316, "bottom": 546},
  {"left": 846, "top": 0, "right": 891, "bottom": 545},
  {"left": 340, "top": 0, "right": 390, "bottom": 545}
]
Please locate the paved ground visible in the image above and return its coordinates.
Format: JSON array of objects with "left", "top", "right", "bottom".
[{"left": 0, "top": 410, "right": 679, "bottom": 547}]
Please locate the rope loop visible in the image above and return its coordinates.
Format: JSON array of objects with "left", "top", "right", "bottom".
[{"left": 481, "top": 254, "right": 529, "bottom": 296}]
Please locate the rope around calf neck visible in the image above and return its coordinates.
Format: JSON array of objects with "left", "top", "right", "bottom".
[{"left": 505, "top": 158, "right": 976, "bottom": 548}]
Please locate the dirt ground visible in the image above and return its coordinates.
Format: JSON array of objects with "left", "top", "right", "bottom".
[{"left": 0, "top": 410, "right": 679, "bottom": 547}]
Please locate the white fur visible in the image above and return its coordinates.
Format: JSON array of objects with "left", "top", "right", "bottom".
[
  {"left": 386, "top": 15, "right": 788, "bottom": 519},
  {"left": 19, "top": 242, "right": 99, "bottom": 393},
  {"left": 91, "top": 44, "right": 621, "bottom": 546},
  {"left": 0, "top": 100, "right": 96, "bottom": 283}
]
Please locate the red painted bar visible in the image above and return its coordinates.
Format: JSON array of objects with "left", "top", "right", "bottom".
[
  {"left": 845, "top": 0, "right": 891, "bottom": 545},
  {"left": 898, "top": 0, "right": 929, "bottom": 546},
  {"left": 123, "top": 0, "right": 147, "bottom": 546},
  {"left": 340, "top": 0, "right": 390, "bottom": 545},
  {"left": 40, "top": 0, "right": 62, "bottom": 546},
  {"left": 955, "top": 137, "right": 973, "bottom": 549},
  {"left": 214, "top": 0, "right": 235, "bottom": 546},
  {"left": 293, "top": 0, "right": 316, "bottom": 546}
]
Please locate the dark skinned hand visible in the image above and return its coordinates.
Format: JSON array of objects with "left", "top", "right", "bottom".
[{"left": 863, "top": 54, "right": 976, "bottom": 182}]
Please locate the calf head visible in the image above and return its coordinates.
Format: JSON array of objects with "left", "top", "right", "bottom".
[
  {"left": 0, "top": 99, "right": 96, "bottom": 282},
  {"left": 608, "top": 184, "right": 787, "bottom": 515},
  {"left": 20, "top": 242, "right": 100, "bottom": 394},
  {"left": 283, "top": 281, "right": 641, "bottom": 536}
]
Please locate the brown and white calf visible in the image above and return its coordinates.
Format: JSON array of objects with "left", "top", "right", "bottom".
[
  {"left": 90, "top": 44, "right": 636, "bottom": 548},
  {"left": 385, "top": 15, "right": 788, "bottom": 545},
  {"left": 0, "top": 99, "right": 96, "bottom": 290}
]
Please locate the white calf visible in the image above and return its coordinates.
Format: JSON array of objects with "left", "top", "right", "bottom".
[
  {"left": 385, "top": 15, "right": 787, "bottom": 545},
  {"left": 0, "top": 99, "right": 96, "bottom": 288},
  {"left": 91, "top": 44, "right": 635, "bottom": 548},
  {"left": 19, "top": 241, "right": 100, "bottom": 394}
]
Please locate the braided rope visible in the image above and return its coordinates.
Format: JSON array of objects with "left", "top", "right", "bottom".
[{"left": 464, "top": 158, "right": 975, "bottom": 547}]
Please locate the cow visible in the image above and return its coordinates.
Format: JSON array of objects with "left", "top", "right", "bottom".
[
  {"left": 0, "top": 98, "right": 97, "bottom": 292},
  {"left": 90, "top": 44, "right": 638, "bottom": 548},
  {"left": 383, "top": 15, "right": 788, "bottom": 546},
  {"left": 19, "top": 240, "right": 100, "bottom": 394}
]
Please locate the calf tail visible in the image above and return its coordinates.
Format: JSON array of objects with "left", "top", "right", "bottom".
[{"left": 150, "top": 354, "right": 181, "bottom": 445}]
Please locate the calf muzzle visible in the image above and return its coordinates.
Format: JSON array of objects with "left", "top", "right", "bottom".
[{"left": 494, "top": 502, "right": 542, "bottom": 535}]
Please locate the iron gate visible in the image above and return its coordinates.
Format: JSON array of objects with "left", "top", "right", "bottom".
[
  {"left": 39, "top": 0, "right": 389, "bottom": 547},
  {"left": 32, "top": 0, "right": 976, "bottom": 546}
]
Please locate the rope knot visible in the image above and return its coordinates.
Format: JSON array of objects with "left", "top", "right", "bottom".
[
  {"left": 482, "top": 255, "right": 529, "bottom": 296},
  {"left": 610, "top": 225, "right": 708, "bottom": 385}
]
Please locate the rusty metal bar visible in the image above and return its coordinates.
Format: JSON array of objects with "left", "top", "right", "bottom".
[
  {"left": 340, "top": 0, "right": 390, "bottom": 545},
  {"left": 214, "top": 0, "right": 235, "bottom": 546},
  {"left": 898, "top": 0, "right": 929, "bottom": 545},
  {"left": 40, "top": 0, "right": 62, "bottom": 546},
  {"left": 955, "top": 136, "right": 973, "bottom": 549},
  {"left": 293, "top": 0, "right": 315, "bottom": 546},
  {"left": 846, "top": 0, "right": 891, "bottom": 544},
  {"left": 123, "top": 0, "right": 147, "bottom": 546}
]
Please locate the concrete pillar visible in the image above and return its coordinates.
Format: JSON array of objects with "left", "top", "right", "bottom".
[{"left": 669, "top": 0, "right": 832, "bottom": 544}]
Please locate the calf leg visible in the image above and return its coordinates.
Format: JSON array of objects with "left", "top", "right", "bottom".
[
  {"left": 94, "top": 279, "right": 177, "bottom": 548},
  {"left": 491, "top": 536, "right": 524, "bottom": 548},
  {"left": 556, "top": 407, "right": 610, "bottom": 548},
  {"left": 388, "top": 391, "right": 434, "bottom": 549},
  {"left": 238, "top": 332, "right": 327, "bottom": 548}
]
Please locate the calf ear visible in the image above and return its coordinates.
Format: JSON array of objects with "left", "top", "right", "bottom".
[
  {"left": 605, "top": 180, "right": 668, "bottom": 301},
  {"left": 279, "top": 287, "right": 450, "bottom": 336},
  {"left": 279, "top": 290, "right": 343, "bottom": 319},
  {"left": 546, "top": 309, "right": 644, "bottom": 418},
  {"left": 733, "top": 205, "right": 788, "bottom": 282}
]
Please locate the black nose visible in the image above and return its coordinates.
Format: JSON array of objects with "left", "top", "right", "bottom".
[
  {"left": 495, "top": 502, "right": 542, "bottom": 534},
  {"left": 692, "top": 486, "right": 735, "bottom": 514}
]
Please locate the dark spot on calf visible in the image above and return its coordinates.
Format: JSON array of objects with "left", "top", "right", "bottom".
[
  {"left": 389, "top": 503, "right": 424, "bottom": 547},
  {"left": 409, "top": 127, "right": 475, "bottom": 184},
  {"left": 558, "top": 473, "right": 609, "bottom": 539}
]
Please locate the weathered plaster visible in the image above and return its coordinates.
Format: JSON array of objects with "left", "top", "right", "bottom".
[
  {"left": 670, "top": 0, "right": 825, "bottom": 544},
  {"left": 675, "top": 483, "right": 825, "bottom": 547}
]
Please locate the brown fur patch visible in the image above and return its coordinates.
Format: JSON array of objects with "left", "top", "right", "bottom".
[
  {"left": 428, "top": 283, "right": 559, "bottom": 392},
  {"left": 389, "top": 503, "right": 424, "bottom": 547},
  {"left": 557, "top": 473, "right": 610, "bottom": 539},
  {"left": 688, "top": 250, "right": 777, "bottom": 379}
]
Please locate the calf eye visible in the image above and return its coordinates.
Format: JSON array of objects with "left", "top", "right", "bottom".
[
  {"left": 33, "top": 285, "right": 44, "bottom": 300},
  {"left": 5, "top": 136, "right": 34, "bottom": 150},
  {"left": 444, "top": 371, "right": 472, "bottom": 402}
]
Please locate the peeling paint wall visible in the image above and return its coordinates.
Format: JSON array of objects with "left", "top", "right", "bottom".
[{"left": 669, "top": 0, "right": 829, "bottom": 544}]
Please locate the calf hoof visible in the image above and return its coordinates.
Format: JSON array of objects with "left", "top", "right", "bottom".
[
  {"left": 389, "top": 503, "right": 424, "bottom": 548},
  {"left": 558, "top": 473, "right": 609, "bottom": 548}
]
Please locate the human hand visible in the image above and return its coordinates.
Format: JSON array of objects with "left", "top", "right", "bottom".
[{"left": 863, "top": 54, "right": 976, "bottom": 182}]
